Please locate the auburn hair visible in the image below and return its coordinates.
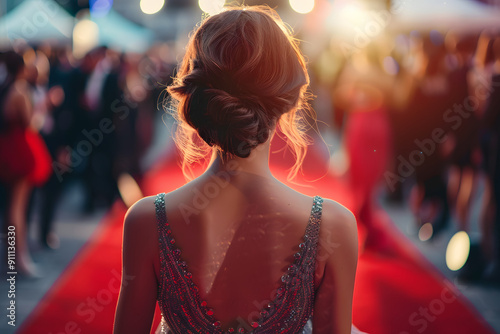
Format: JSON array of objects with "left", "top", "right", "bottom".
[{"left": 166, "top": 5, "right": 313, "bottom": 179}]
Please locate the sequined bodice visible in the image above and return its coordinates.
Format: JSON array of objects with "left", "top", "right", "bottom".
[{"left": 155, "top": 193, "right": 323, "bottom": 334}]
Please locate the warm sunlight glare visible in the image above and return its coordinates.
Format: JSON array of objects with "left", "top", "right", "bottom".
[{"left": 339, "top": 3, "right": 369, "bottom": 25}]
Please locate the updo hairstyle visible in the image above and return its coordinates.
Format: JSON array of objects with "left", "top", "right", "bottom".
[{"left": 167, "top": 6, "right": 313, "bottom": 179}]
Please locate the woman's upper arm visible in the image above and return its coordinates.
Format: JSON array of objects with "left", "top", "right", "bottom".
[
  {"left": 313, "top": 200, "right": 358, "bottom": 334},
  {"left": 113, "top": 197, "right": 159, "bottom": 334}
]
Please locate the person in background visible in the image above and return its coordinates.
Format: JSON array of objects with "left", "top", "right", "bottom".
[
  {"left": 404, "top": 36, "right": 452, "bottom": 238},
  {"left": 333, "top": 43, "right": 393, "bottom": 253},
  {"left": 481, "top": 36, "right": 500, "bottom": 284},
  {"left": 0, "top": 50, "right": 51, "bottom": 276},
  {"left": 445, "top": 33, "right": 482, "bottom": 236},
  {"left": 36, "top": 46, "right": 73, "bottom": 249}
]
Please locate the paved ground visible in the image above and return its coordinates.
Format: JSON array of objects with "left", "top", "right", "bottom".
[
  {"left": 381, "top": 176, "right": 500, "bottom": 333},
  {"left": 1, "top": 119, "right": 499, "bottom": 333},
  {"left": 0, "top": 182, "right": 104, "bottom": 334}
]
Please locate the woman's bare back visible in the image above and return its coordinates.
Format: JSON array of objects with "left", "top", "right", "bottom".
[
  {"left": 137, "top": 168, "right": 354, "bottom": 332},
  {"left": 160, "top": 172, "right": 317, "bottom": 323}
]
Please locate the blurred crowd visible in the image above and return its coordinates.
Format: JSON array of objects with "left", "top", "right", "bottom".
[
  {"left": 0, "top": 42, "right": 175, "bottom": 276},
  {"left": 1, "top": 26, "right": 499, "bottom": 284},
  {"left": 316, "top": 29, "right": 500, "bottom": 283}
]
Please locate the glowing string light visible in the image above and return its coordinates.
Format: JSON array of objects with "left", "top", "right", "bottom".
[
  {"left": 199, "top": 0, "right": 225, "bottom": 15},
  {"left": 73, "top": 19, "right": 99, "bottom": 59},
  {"left": 140, "top": 0, "right": 165, "bottom": 15},
  {"left": 289, "top": 0, "right": 314, "bottom": 14}
]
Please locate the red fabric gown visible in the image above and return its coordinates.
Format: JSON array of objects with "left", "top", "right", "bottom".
[{"left": 0, "top": 126, "right": 52, "bottom": 186}]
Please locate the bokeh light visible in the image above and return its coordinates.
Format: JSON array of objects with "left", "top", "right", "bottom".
[
  {"left": 338, "top": 3, "right": 369, "bottom": 25},
  {"left": 199, "top": 0, "right": 225, "bottom": 15},
  {"left": 289, "top": 0, "right": 314, "bottom": 14},
  {"left": 418, "top": 223, "right": 433, "bottom": 241},
  {"left": 90, "top": 0, "right": 113, "bottom": 18},
  {"left": 446, "top": 231, "right": 471, "bottom": 271},
  {"left": 140, "top": 0, "right": 165, "bottom": 15},
  {"left": 72, "top": 19, "right": 99, "bottom": 59}
]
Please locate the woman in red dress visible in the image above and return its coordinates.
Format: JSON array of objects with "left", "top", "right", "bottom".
[
  {"left": 0, "top": 50, "right": 51, "bottom": 276},
  {"left": 333, "top": 47, "right": 393, "bottom": 252}
]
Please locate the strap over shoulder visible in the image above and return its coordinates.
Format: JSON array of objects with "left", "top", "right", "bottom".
[
  {"left": 306, "top": 195, "right": 323, "bottom": 251},
  {"left": 155, "top": 193, "right": 167, "bottom": 228}
]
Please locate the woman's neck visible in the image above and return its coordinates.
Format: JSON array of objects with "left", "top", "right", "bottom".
[{"left": 205, "top": 139, "right": 274, "bottom": 180}]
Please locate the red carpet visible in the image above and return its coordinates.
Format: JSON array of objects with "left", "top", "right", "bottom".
[{"left": 18, "top": 137, "right": 495, "bottom": 334}]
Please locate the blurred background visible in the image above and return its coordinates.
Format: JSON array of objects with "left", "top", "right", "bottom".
[{"left": 1, "top": 0, "right": 500, "bottom": 333}]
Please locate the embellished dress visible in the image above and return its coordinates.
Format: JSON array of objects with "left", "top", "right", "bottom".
[{"left": 154, "top": 193, "right": 366, "bottom": 334}]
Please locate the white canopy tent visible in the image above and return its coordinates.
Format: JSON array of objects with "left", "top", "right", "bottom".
[
  {"left": 0, "top": 0, "right": 74, "bottom": 47},
  {"left": 0, "top": 0, "right": 154, "bottom": 53},
  {"left": 90, "top": 9, "right": 154, "bottom": 53}
]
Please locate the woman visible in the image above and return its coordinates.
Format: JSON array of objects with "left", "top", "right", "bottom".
[
  {"left": 0, "top": 50, "right": 51, "bottom": 276},
  {"left": 114, "top": 6, "right": 360, "bottom": 334},
  {"left": 333, "top": 44, "right": 393, "bottom": 252}
]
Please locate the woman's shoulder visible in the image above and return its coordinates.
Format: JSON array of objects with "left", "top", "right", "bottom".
[
  {"left": 319, "top": 198, "right": 356, "bottom": 231},
  {"left": 124, "top": 191, "right": 182, "bottom": 228},
  {"left": 316, "top": 198, "right": 358, "bottom": 258},
  {"left": 273, "top": 181, "right": 357, "bottom": 231},
  {"left": 121, "top": 195, "right": 162, "bottom": 277},
  {"left": 122, "top": 195, "right": 158, "bottom": 236},
  {"left": 274, "top": 181, "right": 357, "bottom": 239}
]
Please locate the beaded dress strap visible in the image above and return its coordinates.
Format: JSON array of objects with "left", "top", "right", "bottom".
[
  {"left": 306, "top": 195, "right": 323, "bottom": 250},
  {"left": 154, "top": 193, "right": 167, "bottom": 297},
  {"left": 299, "top": 195, "right": 323, "bottom": 285}
]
